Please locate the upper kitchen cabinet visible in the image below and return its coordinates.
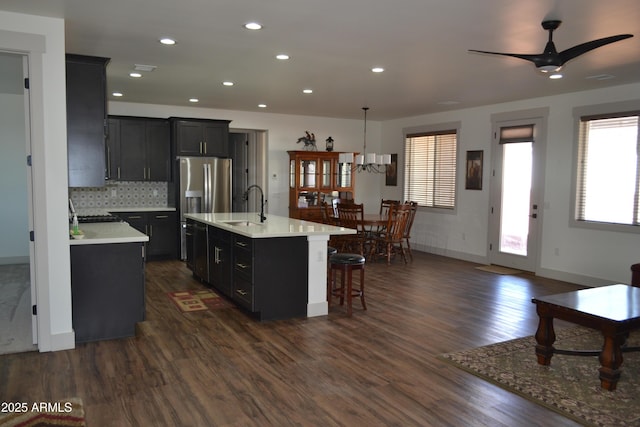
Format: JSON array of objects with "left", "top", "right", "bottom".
[
  {"left": 66, "top": 54, "right": 110, "bottom": 187},
  {"left": 170, "top": 118, "right": 231, "bottom": 158},
  {"left": 107, "top": 116, "right": 171, "bottom": 181}
]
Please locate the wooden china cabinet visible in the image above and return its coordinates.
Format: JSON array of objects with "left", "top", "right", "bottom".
[{"left": 288, "top": 151, "right": 356, "bottom": 221}]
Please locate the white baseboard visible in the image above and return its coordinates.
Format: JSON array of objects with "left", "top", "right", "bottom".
[
  {"left": 0, "top": 256, "right": 30, "bottom": 265},
  {"left": 45, "top": 331, "right": 75, "bottom": 352},
  {"left": 307, "top": 301, "right": 328, "bottom": 317}
]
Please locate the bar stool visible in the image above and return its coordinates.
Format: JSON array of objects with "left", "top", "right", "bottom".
[
  {"left": 327, "top": 246, "right": 337, "bottom": 288},
  {"left": 631, "top": 263, "right": 640, "bottom": 287},
  {"left": 328, "top": 253, "right": 366, "bottom": 316}
]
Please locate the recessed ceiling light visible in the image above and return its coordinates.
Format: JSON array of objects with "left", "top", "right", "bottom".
[
  {"left": 189, "top": 98, "right": 199, "bottom": 103},
  {"left": 303, "top": 89, "right": 313, "bottom": 94},
  {"left": 159, "top": 37, "right": 176, "bottom": 45},
  {"left": 112, "top": 92, "right": 123, "bottom": 97},
  {"left": 549, "top": 73, "right": 563, "bottom": 80},
  {"left": 222, "top": 81, "right": 234, "bottom": 86},
  {"left": 129, "top": 72, "right": 142, "bottom": 78},
  {"left": 258, "top": 104, "right": 267, "bottom": 108},
  {"left": 371, "top": 67, "right": 385, "bottom": 73},
  {"left": 276, "top": 54, "right": 290, "bottom": 60},
  {"left": 244, "top": 22, "right": 262, "bottom": 30}
]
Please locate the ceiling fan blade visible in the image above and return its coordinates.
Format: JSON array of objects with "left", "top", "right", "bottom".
[
  {"left": 468, "top": 49, "right": 544, "bottom": 64},
  {"left": 559, "top": 34, "right": 633, "bottom": 63}
]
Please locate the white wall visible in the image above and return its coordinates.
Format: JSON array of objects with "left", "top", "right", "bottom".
[
  {"left": 109, "top": 102, "right": 385, "bottom": 215},
  {"left": 0, "top": 93, "right": 29, "bottom": 262},
  {"left": 0, "top": 11, "right": 74, "bottom": 351},
  {"left": 380, "top": 82, "right": 640, "bottom": 286}
]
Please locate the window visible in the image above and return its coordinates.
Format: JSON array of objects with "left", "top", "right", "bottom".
[
  {"left": 575, "top": 112, "right": 640, "bottom": 227},
  {"left": 404, "top": 129, "right": 457, "bottom": 209}
]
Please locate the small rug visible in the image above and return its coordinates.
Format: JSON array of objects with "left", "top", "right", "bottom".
[
  {"left": 0, "top": 397, "right": 85, "bottom": 426},
  {"left": 168, "top": 289, "right": 232, "bottom": 312},
  {"left": 439, "top": 327, "right": 640, "bottom": 427},
  {"left": 475, "top": 264, "right": 522, "bottom": 275}
]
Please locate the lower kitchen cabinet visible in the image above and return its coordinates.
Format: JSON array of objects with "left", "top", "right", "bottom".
[
  {"left": 208, "top": 226, "right": 232, "bottom": 297},
  {"left": 114, "top": 211, "right": 177, "bottom": 260},
  {"left": 186, "top": 219, "right": 309, "bottom": 320},
  {"left": 70, "top": 242, "right": 145, "bottom": 343},
  {"left": 231, "top": 234, "right": 308, "bottom": 320}
]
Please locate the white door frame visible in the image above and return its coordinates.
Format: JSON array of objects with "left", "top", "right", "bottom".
[{"left": 488, "top": 108, "right": 548, "bottom": 272}]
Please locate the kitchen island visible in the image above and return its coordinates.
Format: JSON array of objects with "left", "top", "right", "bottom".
[
  {"left": 69, "top": 222, "right": 149, "bottom": 343},
  {"left": 185, "top": 212, "right": 355, "bottom": 319}
]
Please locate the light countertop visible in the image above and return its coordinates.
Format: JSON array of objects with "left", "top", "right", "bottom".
[
  {"left": 69, "top": 222, "right": 149, "bottom": 245},
  {"left": 185, "top": 212, "right": 355, "bottom": 239}
]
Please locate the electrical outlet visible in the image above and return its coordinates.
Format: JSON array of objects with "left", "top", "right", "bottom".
[
  {"left": 153, "top": 189, "right": 158, "bottom": 197},
  {"left": 111, "top": 188, "right": 117, "bottom": 197}
]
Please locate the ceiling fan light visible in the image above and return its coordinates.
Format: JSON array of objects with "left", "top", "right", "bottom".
[{"left": 538, "top": 64, "right": 562, "bottom": 73}]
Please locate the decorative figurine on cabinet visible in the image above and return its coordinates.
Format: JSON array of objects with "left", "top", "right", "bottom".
[
  {"left": 296, "top": 131, "right": 317, "bottom": 151},
  {"left": 325, "top": 136, "right": 334, "bottom": 152}
]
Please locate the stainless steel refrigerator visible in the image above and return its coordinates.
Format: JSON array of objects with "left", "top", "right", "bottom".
[{"left": 178, "top": 156, "right": 232, "bottom": 260}]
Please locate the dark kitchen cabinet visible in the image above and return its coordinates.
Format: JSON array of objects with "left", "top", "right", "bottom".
[
  {"left": 70, "top": 242, "right": 145, "bottom": 343},
  {"left": 107, "top": 116, "right": 170, "bottom": 182},
  {"left": 193, "top": 220, "right": 209, "bottom": 281},
  {"left": 114, "top": 211, "right": 178, "bottom": 260},
  {"left": 170, "top": 118, "right": 231, "bottom": 157},
  {"left": 66, "top": 54, "right": 110, "bottom": 187},
  {"left": 208, "top": 226, "right": 232, "bottom": 297},
  {"left": 231, "top": 234, "right": 308, "bottom": 320}
]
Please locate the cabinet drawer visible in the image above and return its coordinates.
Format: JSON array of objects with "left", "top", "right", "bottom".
[
  {"left": 233, "top": 235, "right": 253, "bottom": 251},
  {"left": 234, "top": 250, "right": 253, "bottom": 279},
  {"left": 233, "top": 277, "right": 254, "bottom": 310}
]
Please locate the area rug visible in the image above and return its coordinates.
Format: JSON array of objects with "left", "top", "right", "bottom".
[
  {"left": 0, "top": 397, "right": 85, "bottom": 426},
  {"left": 475, "top": 264, "right": 522, "bottom": 275},
  {"left": 168, "top": 289, "right": 232, "bottom": 312},
  {"left": 439, "top": 327, "right": 640, "bottom": 427}
]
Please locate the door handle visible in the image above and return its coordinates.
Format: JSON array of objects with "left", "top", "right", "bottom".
[{"left": 530, "top": 213, "right": 537, "bottom": 219}]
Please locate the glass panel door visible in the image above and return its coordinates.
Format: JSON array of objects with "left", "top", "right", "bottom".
[{"left": 499, "top": 142, "right": 532, "bottom": 256}]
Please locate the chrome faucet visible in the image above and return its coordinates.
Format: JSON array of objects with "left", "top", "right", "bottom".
[{"left": 244, "top": 184, "right": 266, "bottom": 222}]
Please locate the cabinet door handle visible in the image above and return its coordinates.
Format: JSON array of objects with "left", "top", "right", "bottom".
[
  {"left": 128, "top": 215, "right": 143, "bottom": 219},
  {"left": 214, "top": 246, "right": 221, "bottom": 264},
  {"left": 235, "top": 289, "right": 248, "bottom": 296},
  {"left": 155, "top": 215, "right": 169, "bottom": 219},
  {"left": 147, "top": 167, "right": 151, "bottom": 180},
  {"left": 204, "top": 141, "right": 207, "bottom": 154},
  {"left": 117, "top": 166, "right": 121, "bottom": 179},
  {"left": 235, "top": 241, "right": 247, "bottom": 247},
  {"left": 199, "top": 141, "right": 203, "bottom": 154},
  {"left": 236, "top": 263, "right": 249, "bottom": 269},
  {"left": 149, "top": 224, "right": 153, "bottom": 237}
]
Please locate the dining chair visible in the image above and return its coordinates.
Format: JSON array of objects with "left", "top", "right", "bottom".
[
  {"left": 336, "top": 203, "right": 368, "bottom": 255},
  {"left": 403, "top": 201, "right": 418, "bottom": 261},
  {"left": 379, "top": 199, "right": 399, "bottom": 217},
  {"left": 370, "top": 203, "right": 412, "bottom": 264}
]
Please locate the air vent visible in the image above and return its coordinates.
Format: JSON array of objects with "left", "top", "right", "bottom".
[{"left": 134, "top": 64, "right": 157, "bottom": 72}]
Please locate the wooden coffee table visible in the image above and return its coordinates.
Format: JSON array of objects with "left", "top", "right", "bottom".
[{"left": 532, "top": 284, "right": 640, "bottom": 391}]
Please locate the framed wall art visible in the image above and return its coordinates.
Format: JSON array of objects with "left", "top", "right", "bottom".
[
  {"left": 465, "top": 150, "right": 483, "bottom": 190},
  {"left": 385, "top": 153, "right": 398, "bottom": 186}
]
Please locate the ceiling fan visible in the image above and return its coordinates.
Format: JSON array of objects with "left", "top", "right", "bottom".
[{"left": 469, "top": 20, "right": 633, "bottom": 73}]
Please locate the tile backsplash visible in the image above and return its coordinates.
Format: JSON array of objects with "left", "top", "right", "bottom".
[{"left": 69, "top": 181, "right": 169, "bottom": 209}]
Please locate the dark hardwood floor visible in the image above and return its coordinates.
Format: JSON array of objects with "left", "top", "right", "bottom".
[{"left": 0, "top": 251, "right": 586, "bottom": 426}]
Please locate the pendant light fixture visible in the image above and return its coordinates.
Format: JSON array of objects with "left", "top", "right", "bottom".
[{"left": 338, "top": 107, "right": 391, "bottom": 173}]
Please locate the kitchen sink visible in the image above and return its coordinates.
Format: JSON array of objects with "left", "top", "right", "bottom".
[{"left": 221, "top": 220, "right": 263, "bottom": 227}]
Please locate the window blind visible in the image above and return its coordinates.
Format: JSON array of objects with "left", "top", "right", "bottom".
[
  {"left": 576, "top": 114, "right": 640, "bottom": 226},
  {"left": 499, "top": 125, "right": 534, "bottom": 144},
  {"left": 404, "top": 130, "right": 457, "bottom": 209}
]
